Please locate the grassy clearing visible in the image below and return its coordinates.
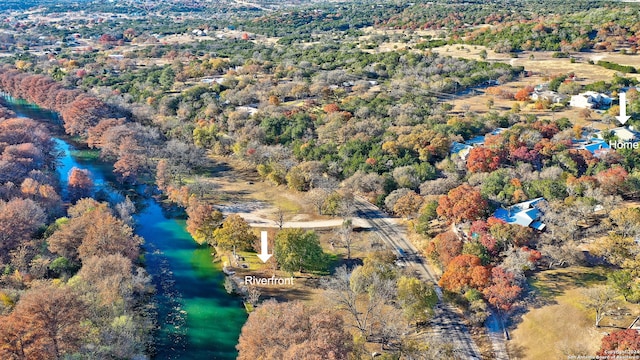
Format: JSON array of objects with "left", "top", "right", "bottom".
[{"left": 508, "top": 267, "right": 640, "bottom": 359}]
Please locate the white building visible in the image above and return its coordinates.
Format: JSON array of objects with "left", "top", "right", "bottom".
[
  {"left": 531, "top": 90, "right": 567, "bottom": 104},
  {"left": 595, "top": 126, "right": 640, "bottom": 142},
  {"left": 569, "top": 91, "right": 612, "bottom": 109}
]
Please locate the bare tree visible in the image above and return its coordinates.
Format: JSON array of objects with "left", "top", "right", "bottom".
[
  {"left": 275, "top": 207, "right": 285, "bottom": 230},
  {"left": 244, "top": 284, "right": 261, "bottom": 306},
  {"left": 324, "top": 266, "right": 395, "bottom": 339},
  {"left": 335, "top": 219, "right": 356, "bottom": 260},
  {"left": 582, "top": 286, "right": 619, "bottom": 327},
  {"left": 306, "top": 188, "right": 329, "bottom": 215}
]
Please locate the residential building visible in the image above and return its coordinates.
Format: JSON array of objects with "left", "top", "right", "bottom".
[
  {"left": 531, "top": 90, "right": 567, "bottom": 104},
  {"left": 569, "top": 91, "right": 613, "bottom": 109},
  {"left": 595, "top": 126, "right": 640, "bottom": 142},
  {"left": 450, "top": 142, "right": 473, "bottom": 159},
  {"left": 493, "top": 198, "right": 546, "bottom": 231}
]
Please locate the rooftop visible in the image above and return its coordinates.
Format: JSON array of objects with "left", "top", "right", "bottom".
[{"left": 493, "top": 198, "right": 546, "bottom": 231}]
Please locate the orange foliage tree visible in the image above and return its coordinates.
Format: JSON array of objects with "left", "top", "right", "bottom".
[
  {"left": 67, "top": 167, "right": 93, "bottom": 202},
  {"left": 596, "top": 166, "right": 628, "bottom": 195},
  {"left": 425, "top": 231, "right": 463, "bottom": 267},
  {"left": 237, "top": 300, "right": 352, "bottom": 360},
  {"left": 437, "top": 184, "right": 488, "bottom": 223},
  {"left": 0, "top": 283, "right": 88, "bottom": 359},
  {"left": 483, "top": 267, "right": 522, "bottom": 312},
  {"left": 597, "top": 329, "right": 640, "bottom": 355},
  {"left": 439, "top": 254, "right": 490, "bottom": 293},
  {"left": 467, "top": 147, "right": 502, "bottom": 173}
]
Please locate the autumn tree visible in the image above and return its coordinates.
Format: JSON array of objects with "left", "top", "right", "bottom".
[
  {"left": 514, "top": 86, "right": 534, "bottom": 101},
  {"left": 213, "top": 214, "right": 257, "bottom": 254},
  {"left": 274, "top": 229, "right": 326, "bottom": 274},
  {"left": 437, "top": 184, "right": 488, "bottom": 223},
  {"left": 237, "top": 300, "right": 352, "bottom": 360},
  {"left": 597, "top": 329, "right": 640, "bottom": 355},
  {"left": 439, "top": 255, "right": 490, "bottom": 293},
  {"left": 155, "top": 159, "right": 170, "bottom": 191},
  {"left": 483, "top": 267, "right": 522, "bottom": 312},
  {"left": 77, "top": 254, "right": 133, "bottom": 306},
  {"left": 0, "top": 198, "right": 46, "bottom": 261},
  {"left": 78, "top": 211, "right": 142, "bottom": 262},
  {"left": 67, "top": 167, "right": 93, "bottom": 202},
  {"left": 596, "top": 166, "right": 628, "bottom": 195},
  {"left": 1, "top": 282, "right": 88, "bottom": 359},
  {"left": 185, "top": 200, "right": 223, "bottom": 245},
  {"left": 393, "top": 191, "right": 424, "bottom": 218},
  {"left": 467, "top": 147, "right": 502, "bottom": 173},
  {"left": 425, "top": 231, "right": 463, "bottom": 267}
]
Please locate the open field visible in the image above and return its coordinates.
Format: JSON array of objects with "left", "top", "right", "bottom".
[
  {"left": 431, "top": 45, "right": 640, "bottom": 82},
  {"left": 508, "top": 267, "right": 640, "bottom": 360},
  {"left": 447, "top": 73, "right": 612, "bottom": 131}
]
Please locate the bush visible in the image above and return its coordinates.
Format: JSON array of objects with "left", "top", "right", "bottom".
[{"left": 596, "top": 60, "right": 637, "bottom": 74}]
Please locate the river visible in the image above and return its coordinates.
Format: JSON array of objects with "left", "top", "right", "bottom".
[{"left": 3, "top": 97, "right": 247, "bottom": 360}]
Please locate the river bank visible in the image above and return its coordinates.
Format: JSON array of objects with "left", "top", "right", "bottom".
[{"left": 2, "top": 96, "right": 247, "bottom": 360}]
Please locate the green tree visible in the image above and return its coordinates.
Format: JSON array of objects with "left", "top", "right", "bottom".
[
  {"left": 159, "top": 67, "right": 175, "bottom": 90},
  {"left": 397, "top": 276, "right": 438, "bottom": 325},
  {"left": 274, "top": 229, "right": 326, "bottom": 274},
  {"left": 213, "top": 214, "right": 257, "bottom": 254}
]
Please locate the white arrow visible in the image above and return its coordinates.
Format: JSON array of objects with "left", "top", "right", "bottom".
[
  {"left": 256, "top": 231, "right": 272, "bottom": 263},
  {"left": 617, "top": 92, "right": 631, "bottom": 125}
]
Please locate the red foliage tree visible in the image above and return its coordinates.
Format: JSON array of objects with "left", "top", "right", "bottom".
[
  {"left": 467, "top": 147, "right": 502, "bottom": 173},
  {"left": 597, "top": 329, "right": 640, "bottom": 356},
  {"left": 439, "top": 254, "right": 490, "bottom": 293},
  {"left": 510, "top": 146, "right": 540, "bottom": 164},
  {"left": 437, "top": 184, "right": 488, "bottom": 223},
  {"left": 322, "top": 103, "right": 340, "bottom": 113},
  {"left": 483, "top": 267, "right": 522, "bottom": 312},
  {"left": 596, "top": 166, "right": 628, "bottom": 195}
]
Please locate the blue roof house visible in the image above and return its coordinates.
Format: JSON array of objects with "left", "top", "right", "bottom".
[
  {"left": 450, "top": 142, "right": 473, "bottom": 159},
  {"left": 493, "top": 198, "right": 546, "bottom": 231},
  {"left": 583, "top": 139, "right": 610, "bottom": 155}
]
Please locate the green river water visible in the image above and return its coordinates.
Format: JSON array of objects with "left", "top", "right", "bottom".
[{"left": 4, "top": 97, "right": 247, "bottom": 360}]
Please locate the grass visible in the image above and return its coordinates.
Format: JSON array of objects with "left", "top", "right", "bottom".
[
  {"left": 508, "top": 267, "right": 640, "bottom": 359},
  {"left": 243, "top": 302, "right": 254, "bottom": 313}
]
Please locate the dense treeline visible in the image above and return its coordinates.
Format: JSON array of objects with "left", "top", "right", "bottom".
[
  {"left": 0, "top": 103, "right": 154, "bottom": 358},
  {"left": 378, "top": 0, "right": 640, "bottom": 53},
  {"left": 0, "top": 66, "right": 206, "bottom": 184}
]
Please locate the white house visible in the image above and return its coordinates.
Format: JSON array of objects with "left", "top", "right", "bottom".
[
  {"left": 531, "top": 90, "right": 567, "bottom": 104},
  {"left": 596, "top": 126, "right": 640, "bottom": 142},
  {"left": 569, "top": 91, "right": 612, "bottom": 109}
]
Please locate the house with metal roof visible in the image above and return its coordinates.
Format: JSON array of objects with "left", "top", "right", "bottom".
[
  {"left": 493, "top": 198, "right": 546, "bottom": 231},
  {"left": 450, "top": 142, "right": 473, "bottom": 159},
  {"left": 572, "top": 138, "right": 611, "bottom": 157},
  {"left": 595, "top": 126, "right": 640, "bottom": 142}
]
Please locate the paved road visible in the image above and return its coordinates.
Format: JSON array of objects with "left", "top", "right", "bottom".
[
  {"left": 486, "top": 312, "right": 510, "bottom": 360},
  {"left": 353, "top": 198, "right": 482, "bottom": 359}
]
